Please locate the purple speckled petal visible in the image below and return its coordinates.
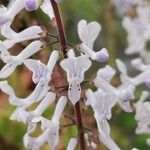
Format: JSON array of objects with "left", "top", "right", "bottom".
[
  {"left": 94, "top": 48, "right": 109, "bottom": 62},
  {"left": 25, "top": 0, "right": 37, "bottom": 12}
]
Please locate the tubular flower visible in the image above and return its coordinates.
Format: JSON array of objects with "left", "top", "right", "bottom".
[
  {"left": 23, "top": 96, "right": 67, "bottom": 150},
  {"left": 60, "top": 51, "right": 91, "bottom": 105},
  {"left": 116, "top": 59, "right": 150, "bottom": 88},
  {"left": 0, "top": 51, "right": 59, "bottom": 106},
  {"left": 78, "top": 19, "right": 109, "bottom": 62},
  {"left": 94, "top": 65, "right": 135, "bottom": 113},
  {"left": 0, "top": 23, "right": 43, "bottom": 49},
  {"left": 0, "top": 41, "right": 43, "bottom": 78}
]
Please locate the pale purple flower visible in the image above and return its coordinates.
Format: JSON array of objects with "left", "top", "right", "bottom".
[
  {"left": 0, "top": 40, "right": 43, "bottom": 78},
  {"left": 137, "top": 1, "right": 150, "bottom": 25},
  {"left": 0, "top": 51, "right": 59, "bottom": 106},
  {"left": 60, "top": 52, "right": 91, "bottom": 105},
  {"left": 23, "top": 96, "right": 67, "bottom": 150},
  {"left": 116, "top": 59, "right": 150, "bottom": 88},
  {"left": 134, "top": 91, "right": 150, "bottom": 135},
  {"left": 80, "top": 43, "right": 109, "bottom": 62},
  {"left": 0, "top": 80, "right": 50, "bottom": 107},
  {"left": 111, "top": 0, "right": 137, "bottom": 16},
  {"left": 24, "top": 50, "right": 59, "bottom": 84},
  {"left": 0, "top": 0, "right": 26, "bottom": 26},
  {"left": 94, "top": 75, "right": 135, "bottom": 112},
  {"left": 86, "top": 89, "right": 116, "bottom": 120},
  {"left": 95, "top": 64, "right": 135, "bottom": 113},
  {"left": 78, "top": 20, "right": 109, "bottom": 62},
  {"left": 97, "top": 65, "right": 116, "bottom": 83},
  {"left": 131, "top": 58, "right": 147, "bottom": 71},
  {"left": 10, "top": 92, "right": 56, "bottom": 123},
  {"left": 78, "top": 19, "right": 101, "bottom": 49},
  {"left": 25, "top": 0, "right": 39, "bottom": 12},
  {"left": 122, "top": 17, "right": 148, "bottom": 55},
  {"left": 145, "top": 79, "right": 150, "bottom": 88},
  {"left": 94, "top": 113, "right": 121, "bottom": 150},
  {"left": 1, "top": 23, "right": 43, "bottom": 49}
]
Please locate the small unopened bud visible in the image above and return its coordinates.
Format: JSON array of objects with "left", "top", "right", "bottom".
[
  {"left": 25, "top": 0, "right": 43, "bottom": 12},
  {"left": 93, "top": 48, "right": 109, "bottom": 62}
]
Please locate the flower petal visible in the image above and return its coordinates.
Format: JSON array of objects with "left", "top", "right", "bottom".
[
  {"left": 116, "top": 59, "right": 127, "bottom": 75},
  {"left": 52, "top": 96, "right": 67, "bottom": 124},
  {"left": 40, "top": 0, "right": 54, "bottom": 20},
  {"left": 0, "top": 63, "right": 17, "bottom": 78},
  {"left": 24, "top": 59, "right": 48, "bottom": 84},
  {"left": 16, "top": 40, "right": 43, "bottom": 60},
  {"left": 67, "top": 138, "right": 77, "bottom": 150}
]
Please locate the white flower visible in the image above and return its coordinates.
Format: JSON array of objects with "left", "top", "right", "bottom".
[
  {"left": 95, "top": 64, "right": 135, "bottom": 113},
  {"left": 78, "top": 19, "right": 101, "bottom": 49},
  {"left": 80, "top": 43, "right": 109, "bottom": 62},
  {"left": 0, "top": 51, "right": 58, "bottom": 107},
  {"left": 137, "top": 1, "right": 150, "bottom": 25},
  {"left": 0, "top": 0, "right": 55, "bottom": 27},
  {"left": 134, "top": 91, "right": 150, "bottom": 134},
  {"left": 0, "top": 40, "right": 43, "bottom": 78},
  {"left": 24, "top": 117, "right": 59, "bottom": 150},
  {"left": 116, "top": 59, "right": 150, "bottom": 88},
  {"left": 60, "top": 53, "right": 91, "bottom": 105},
  {"left": 24, "top": 50, "right": 59, "bottom": 84},
  {"left": 1, "top": 23, "right": 43, "bottom": 49},
  {"left": 0, "top": 80, "right": 50, "bottom": 107},
  {"left": 10, "top": 92, "right": 56, "bottom": 123},
  {"left": 110, "top": 0, "right": 137, "bottom": 16},
  {"left": 96, "top": 65, "right": 116, "bottom": 83},
  {"left": 131, "top": 59, "right": 150, "bottom": 86},
  {"left": 25, "top": 0, "right": 43, "bottom": 12},
  {"left": 0, "top": 0, "right": 26, "bottom": 26},
  {"left": 67, "top": 138, "right": 77, "bottom": 150},
  {"left": 131, "top": 58, "right": 150, "bottom": 71},
  {"left": 94, "top": 76, "right": 135, "bottom": 112},
  {"left": 94, "top": 113, "right": 121, "bottom": 150},
  {"left": 78, "top": 20, "right": 109, "bottom": 62},
  {"left": 23, "top": 96, "right": 67, "bottom": 150},
  {"left": 86, "top": 89, "right": 116, "bottom": 120},
  {"left": 86, "top": 74, "right": 121, "bottom": 149},
  {"left": 122, "top": 17, "right": 150, "bottom": 55}
]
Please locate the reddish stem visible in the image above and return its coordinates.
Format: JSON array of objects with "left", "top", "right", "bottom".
[
  {"left": 50, "top": 0, "right": 86, "bottom": 149},
  {"left": 74, "top": 102, "right": 86, "bottom": 150},
  {"left": 50, "top": 0, "right": 68, "bottom": 58}
]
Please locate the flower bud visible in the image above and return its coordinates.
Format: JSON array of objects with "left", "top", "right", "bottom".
[
  {"left": 93, "top": 48, "right": 109, "bottom": 62},
  {"left": 25, "top": 0, "right": 43, "bottom": 12}
]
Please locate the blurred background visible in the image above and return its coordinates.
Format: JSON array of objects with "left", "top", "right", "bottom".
[{"left": 0, "top": 0, "right": 149, "bottom": 149}]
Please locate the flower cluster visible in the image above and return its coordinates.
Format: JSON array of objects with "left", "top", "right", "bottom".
[
  {"left": 112, "top": 0, "right": 150, "bottom": 147},
  {"left": 0, "top": 0, "right": 69, "bottom": 149},
  {"left": 0, "top": 0, "right": 149, "bottom": 149}
]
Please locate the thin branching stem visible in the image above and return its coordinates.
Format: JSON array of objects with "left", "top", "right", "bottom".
[{"left": 50, "top": 0, "right": 86, "bottom": 149}]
